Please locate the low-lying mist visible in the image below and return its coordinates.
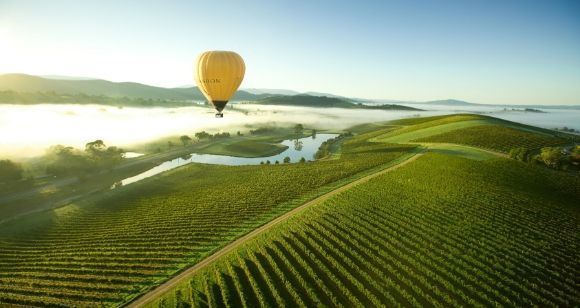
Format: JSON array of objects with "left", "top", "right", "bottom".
[
  {"left": 4, "top": 102, "right": 577, "bottom": 160},
  {"left": 0, "top": 104, "right": 444, "bottom": 159}
]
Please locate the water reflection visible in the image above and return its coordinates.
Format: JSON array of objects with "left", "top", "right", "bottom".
[
  {"left": 294, "top": 139, "right": 303, "bottom": 151},
  {"left": 116, "top": 134, "right": 338, "bottom": 187}
]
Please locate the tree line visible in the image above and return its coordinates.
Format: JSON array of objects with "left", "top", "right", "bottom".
[
  {"left": 0, "top": 90, "right": 192, "bottom": 107},
  {"left": 0, "top": 140, "right": 125, "bottom": 184},
  {"left": 509, "top": 145, "right": 580, "bottom": 171}
]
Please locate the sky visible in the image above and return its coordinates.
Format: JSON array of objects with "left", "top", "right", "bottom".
[{"left": 0, "top": 0, "right": 579, "bottom": 105}]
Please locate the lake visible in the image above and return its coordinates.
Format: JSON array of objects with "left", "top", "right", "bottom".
[{"left": 117, "top": 133, "right": 338, "bottom": 187}]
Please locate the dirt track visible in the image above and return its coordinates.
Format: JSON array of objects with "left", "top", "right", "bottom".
[{"left": 126, "top": 150, "right": 425, "bottom": 307}]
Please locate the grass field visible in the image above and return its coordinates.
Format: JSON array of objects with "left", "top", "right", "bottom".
[
  {"left": 425, "top": 143, "right": 498, "bottom": 160},
  {"left": 373, "top": 114, "right": 570, "bottom": 154},
  {"left": 151, "top": 153, "right": 580, "bottom": 307},
  {"left": 0, "top": 128, "right": 414, "bottom": 306},
  {"left": 195, "top": 140, "right": 288, "bottom": 158},
  {"left": 373, "top": 114, "right": 486, "bottom": 143},
  {"left": 415, "top": 124, "right": 569, "bottom": 153},
  {"left": 0, "top": 128, "right": 314, "bottom": 222}
]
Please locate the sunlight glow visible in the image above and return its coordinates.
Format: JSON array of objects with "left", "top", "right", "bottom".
[
  {"left": 0, "top": 27, "right": 15, "bottom": 70},
  {"left": 0, "top": 104, "right": 440, "bottom": 159}
]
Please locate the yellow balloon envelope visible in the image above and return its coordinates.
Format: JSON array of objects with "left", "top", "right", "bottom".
[{"left": 195, "top": 51, "right": 245, "bottom": 117}]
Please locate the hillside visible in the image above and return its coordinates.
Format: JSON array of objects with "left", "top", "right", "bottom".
[
  {"left": 0, "top": 90, "right": 195, "bottom": 107},
  {"left": 153, "top": 153, "right": 579, "bottom": 307},
  {"left": 0, "top": 130, "right": 415, "bottom": 306},
  {"left": 0, "top": 74, "right": 265, "bottom": 101},
  {"left": 0, "top": 115, "right": 577, "bottom": 307},
  {"left": 255, "top": 95, "right": 422, "bottom": 110},
  {"left": 140, "top": 116, "right": 579, "bottom": 307}
]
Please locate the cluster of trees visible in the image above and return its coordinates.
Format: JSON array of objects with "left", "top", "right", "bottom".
[
  {"left": 0, "top": 160, "right": 24, "bottom": 183},
  {"left": 248, "top": 124, "right": 305, "bottom": 136},
  {"left": 46, "top": 140, "right": 124, "bottom": 177},
  {"left": 0, "top": 90, "right": 191, "bottom": 107},
  {"left": 316, "top": 141, "right": 333, "bottom": 159},
  {"left": 260, "top": 156, "right": 305, "bottom": 165},
  {"left": 315, "top": 133, "right": 352, "bottom": 159},
  {"left": 509, "top": 146, "right": 580, "bottom": 171},
  {"left": 179, "top": 135, "right": 192, "bottom": 146},
  {"left": 250, "top": 127, "right": 276, "bottom": 135},
  {"left": 554, "top": 126, "right": 578, "bottom": 133},
  {"left": 193, "top": 131, "right": 231, "bottom": 140},
  {"left": 167, "top": 131, "right": 233, "bottom": 148}
]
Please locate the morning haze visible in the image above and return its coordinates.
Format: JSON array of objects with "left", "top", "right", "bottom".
[
  {"left": 0, "top": 1, "right": 579, "bottom": 307},
  {"left": 1, "top": 0, "right": 579, "bottom": 105}
]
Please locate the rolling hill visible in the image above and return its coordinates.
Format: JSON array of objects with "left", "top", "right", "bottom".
[
  {"left": 2, "top": 74, "right": 578, "bottom": 110},
  {"left": 253, "top": 95, "right": 422, "bottom": 110},
  {"left": 0, "top": 115, "right": 577, "bottom": 307},
  {"left": 0, "top": 74, "right": 266, "bottom": 101}
]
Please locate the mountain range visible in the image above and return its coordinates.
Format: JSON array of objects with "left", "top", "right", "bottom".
[
  {"left": 253, "top": 95, "right": 422, "bottom": 110},
  {"left": 0, "top": 74, "right": 266, "bottom": 101},
  {"left": 1, "top": 74, "right": 578, "bottom": 110}
]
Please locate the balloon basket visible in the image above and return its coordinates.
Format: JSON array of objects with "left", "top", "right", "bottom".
[{"left": 215, "top": 113, "right": 224, "bottom": 118}]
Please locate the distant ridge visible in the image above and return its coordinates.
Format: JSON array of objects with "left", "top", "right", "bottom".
[
  {"left": 417, "top": 98, "right": 580, "bottom": 110},
  {"left": 41, "top": 75, "right": 97, "bottom": 81},
  {"left": 244, "top": 88, "right": 299, "bottom": 96},
  {"left": 253, "top": 94, "right": 422, "bottom": 111},
  {"left": 1, "top": 74, "right": 578, "bottom": 109},
  {"left": 423, "top": 99, "right": 477, "bottom": 106},
  {"left": 0, "top": 74, "right": 264, "bottom": 101}
]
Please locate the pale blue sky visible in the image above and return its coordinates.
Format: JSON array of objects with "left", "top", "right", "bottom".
[{"left": 1, "top": 0, "right": 579, "bottom": 104}]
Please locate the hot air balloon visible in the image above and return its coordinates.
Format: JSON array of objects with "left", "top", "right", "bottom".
[{"left": 195, "top": 51, "right": 245, "bottom": 118}]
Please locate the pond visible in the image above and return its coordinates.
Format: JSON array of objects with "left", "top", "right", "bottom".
[{"left": 116, "top": 133, "right": 339, "bottom": 187}]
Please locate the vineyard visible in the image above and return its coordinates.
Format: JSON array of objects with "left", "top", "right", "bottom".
[
  {"left": 152, "top": 153, "right": 580, "bottom": 307},
  {"left": 0, "top": 129, "right": 414, "bottom": 306},
  {"left": 373, "top": 114, "right": 570, "bottom": 147},
  {"left": 415, "top": 124, "right": 569, "bottom": 152},
  {"left": 1, "top": 114, "right": 578, "bottom": 307}
]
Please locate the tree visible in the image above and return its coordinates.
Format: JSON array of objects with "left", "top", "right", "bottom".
[
  {"left": 571, "top": 146, "right": 580, "bottom": 160},
  {"left": 275, "top": 160, "right": 279, "bottom": 164},
  {"left": 299, "top": 157, "right": 306, "bottom": 163},
  {"left": 179, "top": 135, "right": 192, "bottom": 146},
  {"left": 312, "top": 129, "right": 317, "bottom": 139},
  {"left": 509, "top": 147, "right": 529, "bottom": 162},
  {"left": 85, "top": 140, "right": 106, "bottom": 155},
  {"left": 213, "top": 132, "right": 231, "bottom": 139},
  {"left": 0, "top": 160, "right": 23, "bottom": 183},
  {"left": 283, "top": 156, "right": 291, "bottom": 163},
  {"left": 195, "top": 131, "right": 212, "bottom": 139},
  {"left": 294, "top": 124, "right": 304, "bottom": 135},
  {"left": 540, "top": 147, "right": 563, "bottom": 169},
  {"left": 85, "top": 140, "right": 124, "bottom": 170},
  {"left": 266, "top": 160, "right": 271, "bottom": 164},
  {"left": 101, "top": 146, "right": 124, "bottom": 169},
  {"left": 293, "top": 139, "right": 303, "bottom": 151},
  {"left": 46, "top": 145, "right": 93, "bottom": 177}
]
